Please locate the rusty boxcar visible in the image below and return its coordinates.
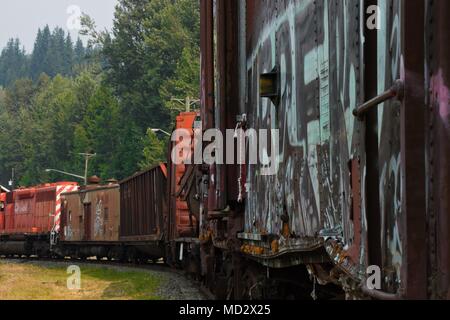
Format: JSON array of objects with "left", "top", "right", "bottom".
[
  {"left": 185, "top": 0, "right": 450, "bottom": 300},
  {"left": 58, "top": 181, "right": 121, "bottom": 259}
]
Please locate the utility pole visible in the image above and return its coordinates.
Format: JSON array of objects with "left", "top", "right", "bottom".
[
  {"left": 78, "top": 153, "right": 96, "bottom": 185},
  {"left": 171, "top": 96, "right": 200, "bottom": 113}
]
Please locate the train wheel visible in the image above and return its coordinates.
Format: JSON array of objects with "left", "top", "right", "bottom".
[{"left": 126, "top": 248, "right": 138, "bottom": 264}]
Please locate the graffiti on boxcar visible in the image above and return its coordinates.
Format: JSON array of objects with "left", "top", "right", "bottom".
[
  {"left": 335, "top": 0, "right": 357, "bottom": 156},
  {"left": 379, "top": 154, "right": 402, "bottom": 275},
  {"left": 377, "top": 1, "right": 403, "bottom": 286},
  {"left": 331, "top": 0, "right": 362, "bottom": 255},
  {"left": 64, "top": 225, "right": 73, "bottom": 240},
  {"left": 243, "top": 0, "right": 363, "bottom": 251},
  {"left": 431, "top": 70, "right": 450, "bottom": 128},
  {"left": 94, "top": 199, "right": 103, "bottom": 237}
]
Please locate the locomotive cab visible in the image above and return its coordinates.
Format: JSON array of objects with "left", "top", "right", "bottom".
[{"left": 0, "top": 185, "right": 10, "bottom": 232}]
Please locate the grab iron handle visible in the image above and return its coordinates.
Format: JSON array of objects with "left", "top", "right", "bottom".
[
  {"left": 353, "top": 80, "right": 404, "bottom": 119},
  {"left": 360, "top": 283, "right": 401, "bottom": 300}
]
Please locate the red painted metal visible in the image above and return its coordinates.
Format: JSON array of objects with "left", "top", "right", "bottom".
[
  {"left": 0, "top": 182, "right": 78, "bottom": 236},
  {"left": 4, "top": 193, "right": 14, "bottom": 232},
  {"left": 0, "top": 193, "right": 5, "bottom": 231},
  {"left": 168, "top": 112, "right": 199, "bottom": 239}
]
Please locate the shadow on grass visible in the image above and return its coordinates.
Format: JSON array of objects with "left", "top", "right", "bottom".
[{"left": 81, "top": 267, "right": 165, "bottom": 300}]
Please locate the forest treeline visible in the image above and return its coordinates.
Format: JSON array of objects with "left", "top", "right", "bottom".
[
  {"left": 0, "top": 26, "right": 91, "bottom": 87},
  {"left": 0, "top": 0, "right": 199, "bottom": 186}
]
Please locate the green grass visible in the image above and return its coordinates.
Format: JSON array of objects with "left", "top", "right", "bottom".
[
  {"left": 81, "top": 266, "right": 164, "bottom": 300},
  {"left": 0, "top": 260, "right": 166, "bottom": 300}
]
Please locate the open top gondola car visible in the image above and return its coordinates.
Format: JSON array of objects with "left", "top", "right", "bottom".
[{"left": 119, "top": 164, "right": 168, "bottom": 262}]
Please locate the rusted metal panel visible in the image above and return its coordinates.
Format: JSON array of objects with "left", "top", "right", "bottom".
[
  {"left": 347, "top": 158, "right": 362, "bottom": 265},
  {"left": 239, "top": 0, "right": 429, "bottom": 297},
  {"left": 199, "top": 0, "right": 450, "bottom": 299},
  {"left": 370, "top": 0, "right": 405, "bottom": 294},
  {"left": 398, "top": 0, "right": 427, "bottom": 299},
  {"left": 119, "top": 165, "right": 167, "bottom": 242},
  {"left": 61, "top": 184, "right": 120, "bottom": 242},
  {"left": 243, "top": 0, "right": 363, "bottom": 254},
  {"left": 199, "top": 0, "right": 216, "bottom": 232},
  {"left": 199, "top": 0, "right": 240, "bottom": 214},
  {"left": 200, "top": 0, "right": 215, "bottom": 132},
  {"left": 425, "top": 0, "right": 450, "bottom": 299},
  {"left": 214, "top": 0, "right": 240, "bottom": 206}
]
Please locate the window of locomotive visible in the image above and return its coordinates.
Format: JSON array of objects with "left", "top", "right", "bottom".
[
  {"left": 104, "top": 207, "right": 109, "bottom": 221},
  {"left": 0, "top": 201, "right": 4, "bottom": 211}
]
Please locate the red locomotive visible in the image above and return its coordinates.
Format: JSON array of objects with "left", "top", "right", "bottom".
[{"left": 0, "top": 182, "right": 78, "bottom": 257}]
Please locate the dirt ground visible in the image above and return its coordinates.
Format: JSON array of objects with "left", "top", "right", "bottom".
[{"left": 0, "top": 259, "right": 206, "bottom": 300}]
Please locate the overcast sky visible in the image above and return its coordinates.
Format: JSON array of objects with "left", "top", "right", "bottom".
[{"left": 0, "top": 0, "right": 119, "bottom": 53}]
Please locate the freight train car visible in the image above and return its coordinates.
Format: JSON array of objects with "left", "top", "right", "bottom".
[
  {"left": 55, "top": 166, "right": 168, "bottom": 263},
  {"left": 57, "top": 179, "right": 121, "bottom": 260},
  {"left": 188, "top": 0, "right": 450, "bottom": 299},
  {"left": 166, "top": 112, "right": 201, "bottom": 273},
  {"left": 119, "top": 164, "right": 168, "bottom": 262},
  {"left": 0, "top": 0, "right": 448, "bottom": 301},
  {"left": 0, "top": 182, "right": 78, "bottom": 257}
]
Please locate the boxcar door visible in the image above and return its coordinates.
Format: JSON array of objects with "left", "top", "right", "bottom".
[{"left": 83, "top": 203, "right": 92, "bottom": 241}]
